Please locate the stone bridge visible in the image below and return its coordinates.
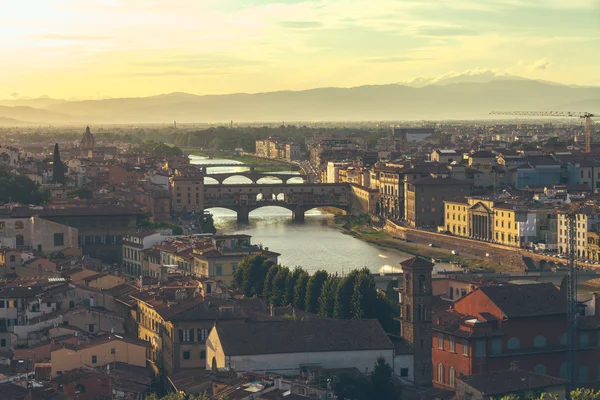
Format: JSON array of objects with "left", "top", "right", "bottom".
[
  {"left": 374, "top": 270, "right": 600, "bottom": 291},
  {"left": 204, "top": 172, "right": 307, "bottom": 184},
  {"left": 203, "top": 183, "right": 351, "bottom": 222}
]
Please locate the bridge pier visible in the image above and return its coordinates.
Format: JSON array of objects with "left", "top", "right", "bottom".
[
  {"left": 292, "top": 210, "right": 305, "bottom": 222},
  {"left": 237, "top": 209, "right": 249, "bottom": 224}
]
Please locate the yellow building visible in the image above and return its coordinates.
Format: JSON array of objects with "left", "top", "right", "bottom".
[
  {"left": 493, "top": 204, "right": 521, "bottom": 247},
  {"left": 586, "top": 232, "right": 600, "bottom": 262},
  {"left": 170, "top": 167, "right": 204, "bottom": 214},
  {"left": 443, "top": 197, "right": 529, "bottom": 248},
  {"left": 50, "top": 335, "right": 148, "bottom": 377},
  {"left": 194, "top": 246, "right": 280, "bottom": 285},
  {"left": 444, "top": 200, "right": 470, "bottom": 237},
  {"left": 132, "top": 283, "right": 248, "bottom": 377}
]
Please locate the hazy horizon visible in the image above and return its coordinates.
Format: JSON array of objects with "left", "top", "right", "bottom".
[{"left": 2, "top": 0, "right": 599, "bottom": 100}]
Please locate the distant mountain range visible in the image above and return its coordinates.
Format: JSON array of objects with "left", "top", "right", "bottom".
[{"left": 0, "top": 76, "right": 598, "bottom": 125}]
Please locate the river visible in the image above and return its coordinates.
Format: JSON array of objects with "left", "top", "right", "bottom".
[{"left": 190, "top": 155, "right": 462, "bottom": 275}]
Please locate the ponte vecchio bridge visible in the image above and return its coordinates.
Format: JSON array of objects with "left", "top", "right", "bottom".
[
  {"left": 203, "top": 183, "right": 351, "bottom": 222},
  {"left": 198, "top": 164, "right": 308, "bottom": 184}
]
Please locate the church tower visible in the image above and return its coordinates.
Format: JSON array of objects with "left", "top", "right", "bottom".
[
  {"left": 399, "top": 256, "right": 434, "bottom": 387},
  {"left": 80, "top": 126, "right": 96, "bottom": 151}
]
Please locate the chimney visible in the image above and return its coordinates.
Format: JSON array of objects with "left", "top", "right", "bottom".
[
  {"left": 139, "top": 276, "right": 143, "bottom": 292},
  {"left": 269, "top": 304, "right": 274, "bottom": 317}
]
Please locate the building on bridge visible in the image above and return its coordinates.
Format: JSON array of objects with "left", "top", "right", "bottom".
[{"left": 431, "top": 282, "right": 600, "bottom": 392}]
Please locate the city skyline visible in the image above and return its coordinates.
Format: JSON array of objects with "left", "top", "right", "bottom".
[{"left": 1, "top": 0, "right": 599, "bottom": 99}]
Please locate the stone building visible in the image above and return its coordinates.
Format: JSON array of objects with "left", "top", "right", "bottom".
[
  {"left": 398, "top": 257, "right": 434, "bottom": 387},
  {"left": 404, "top": 174, "right": 471, "bottom": 228}
]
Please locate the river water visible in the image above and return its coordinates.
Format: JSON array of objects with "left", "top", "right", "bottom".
[{"left": 191, "top": 155, "right": 461, "bottom": 275}]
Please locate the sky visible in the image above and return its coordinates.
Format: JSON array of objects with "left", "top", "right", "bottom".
[{"left": 1, "top": 0, "right": 599, "bottom": 99}]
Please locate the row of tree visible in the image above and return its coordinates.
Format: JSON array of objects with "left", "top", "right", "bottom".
[
  {"left": 131, "top": 140, "right": 183, "bottom": 158},
  {"left": 233, "top": 255, "right": 398, "bottom": 332}
]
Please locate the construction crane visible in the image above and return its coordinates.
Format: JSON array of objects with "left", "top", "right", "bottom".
[
  {"left": 557, "top": 202, "right": 581, "bottom": 390},
  {"left": 490, "top": 111, "right": 596, "bottom": 152}
]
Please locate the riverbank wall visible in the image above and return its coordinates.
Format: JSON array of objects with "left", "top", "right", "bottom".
[{"left": 382, "top": 219, "right": 526, "bottom": 270}]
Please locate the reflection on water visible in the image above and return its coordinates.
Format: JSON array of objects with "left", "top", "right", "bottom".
[{"left": 191, "top": 155, "right": 461, "bottom": 275}]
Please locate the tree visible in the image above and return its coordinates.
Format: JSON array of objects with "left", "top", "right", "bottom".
[
  {"left": 293, "top": 270, "right": 310, "bottom": 310},
  {"left": 263, "top": 264, "right": 282, "bottom": 302},
  {"left": 334, "top": 270, "right": 359, "bottom": 319},
  {"left": 370, "top": 357, "right": 398, "bottom": 400},
  {"left": 270, "top": 267, "right": 290, "bottom": 307},
  {"left": 284, "top": 267, "right": 304, "bottom": 306},
  {"left": 0, "top": 171, "right": 49, "bottom": 205},
  {"left": 52, "top": 143, "right": 65, "bottom": 184},
  {"left": 305, "top": 270, "right": 329, "bottom": 313},
  {"left": 67, "top": 187, "right": 93, "bottom": 199},
  {"left": 351, "top": 268, "right": 378, "bottom": 319},
  {"left": 234, "top": 255, "right": 271, "bottom": 296},
  {"left": 318, "top": 276, "right": 339, "bottom": 317},
  {"left": 372, "top": 292, "right": 399, "bottom": 333}
]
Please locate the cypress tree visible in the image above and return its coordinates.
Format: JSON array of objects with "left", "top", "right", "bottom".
[{"left": 52, "top": 143, "right": 65, "bottom": 184}]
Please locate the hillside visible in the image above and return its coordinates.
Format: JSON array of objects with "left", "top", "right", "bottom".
[{"left": 1, "top": 78, "right": 599, "bottom": 124}]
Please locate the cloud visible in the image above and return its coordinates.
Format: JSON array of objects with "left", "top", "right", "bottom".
[
  {"left": 279, "top": 21, "right": 323, "bottom": 29},
  {"left": 363, "top": 56, "right": 434, "bottom": 63},
  {"left": 9, "top": 93, "right": 19, "bottom": 98},
  {"left": 413, "top": 25, "right": 478, "bottom": 37},
  {"left": 530, "top": 58, "right": 552, "bottom": 70},
  {"left": 29, "top": 34, "right": 111, "bottom": 41}
]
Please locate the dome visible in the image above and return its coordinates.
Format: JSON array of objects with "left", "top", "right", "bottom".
[{"left": 81, "top": 126, "right": 95, "bottom": 150}]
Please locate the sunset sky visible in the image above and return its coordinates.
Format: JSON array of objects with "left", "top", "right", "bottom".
[{"left": 1, "top": 0, "right": 599, "bottom": 99}]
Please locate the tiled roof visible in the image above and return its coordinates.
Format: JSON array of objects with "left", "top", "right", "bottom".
[
  {"left": 459, "top": 369, "right": 567, "bottom": 396},
  {"left": 477, "top": 283, "right": 566, "bottom": 318},
  {"left": 400, "top": 257, "right": 434, "bottom": 270},
  {"left": 216, "top": 319, "right": 393, "bottom": 356}
]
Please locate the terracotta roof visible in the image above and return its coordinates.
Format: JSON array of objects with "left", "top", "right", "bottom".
[
  {"left": 476, "top": 283, "right": 566, "bottom": 318},
  {"left": 215, "top": 319, "right": 393, "bottom": 356},
  {"left": 400, "top": 257, "right": 434, "bottom": 270},
  {"left": 459, "top": 369, "right": 567, "bottom": 396},
  {"left": 0, "top": 285, "right": 44, "bottom": 298}
]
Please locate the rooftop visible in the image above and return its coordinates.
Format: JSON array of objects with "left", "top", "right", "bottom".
[
  {"left": 215, "top": 319, "right": 393, "bottom": 356},
  {"left": 459, "top": 369, "right": 567, "bottom": 396},
  {"left": 476, "top": 283, "right": 566, "bottom": 318}
]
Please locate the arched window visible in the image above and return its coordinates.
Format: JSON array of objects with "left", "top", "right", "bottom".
[
  {"left": 534, "top": 335, "right": 546, "bottom": 348},
  {"left": 405, "top": 273, "right": 411, "bottom": 294},
  {"left": 449, "top": 367, "right": 456, "bottom": 388},
  {"left": 437, "top": 364, "right": 444, "bottom": 384},
  {"left": 507, "top": 337, "right": 520, "bottom": 350},
  {"left": 15, "top": 235, "right": 24, "bottom": 247},
  {"left": 405, "top": 305, "right": 411, "bottom": 322},
  {"left": 534, "top": 364, "right": 547, "bottom": 375},
  {"left": 560, "top": 362, "right": 571, "bottom": 380}
]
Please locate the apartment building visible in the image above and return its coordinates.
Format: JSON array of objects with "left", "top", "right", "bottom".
[
  {"left": 170, "top": 167, "right": 204, "bottom": 214},
  {"left": 122, "top": 231, "right": 168, "bottom": 277}
]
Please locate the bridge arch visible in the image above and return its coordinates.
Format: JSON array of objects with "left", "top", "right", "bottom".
[
  {"left": 286, "top": 176, "right": 306, "bottom": 184},
  {"left": 222, "top": 175, "right": 254, "bottom": 184},
  {"left": 303, "top": 205, "right": 348, "bottom": 215},
  {"left": 204, "top": 176, "right": 220, "bottom": 185},
  {"left": 256, "top": 176, "right": 284, "bottom": 184}
]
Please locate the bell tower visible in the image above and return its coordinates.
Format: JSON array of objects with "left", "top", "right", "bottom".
[{"left": 399, "top": 256, "right": 434, "bottom": 387}]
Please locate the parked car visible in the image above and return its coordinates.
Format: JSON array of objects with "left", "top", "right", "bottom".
[{"left": 451, "top": 250, "right": 460, "bottom": 255}]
